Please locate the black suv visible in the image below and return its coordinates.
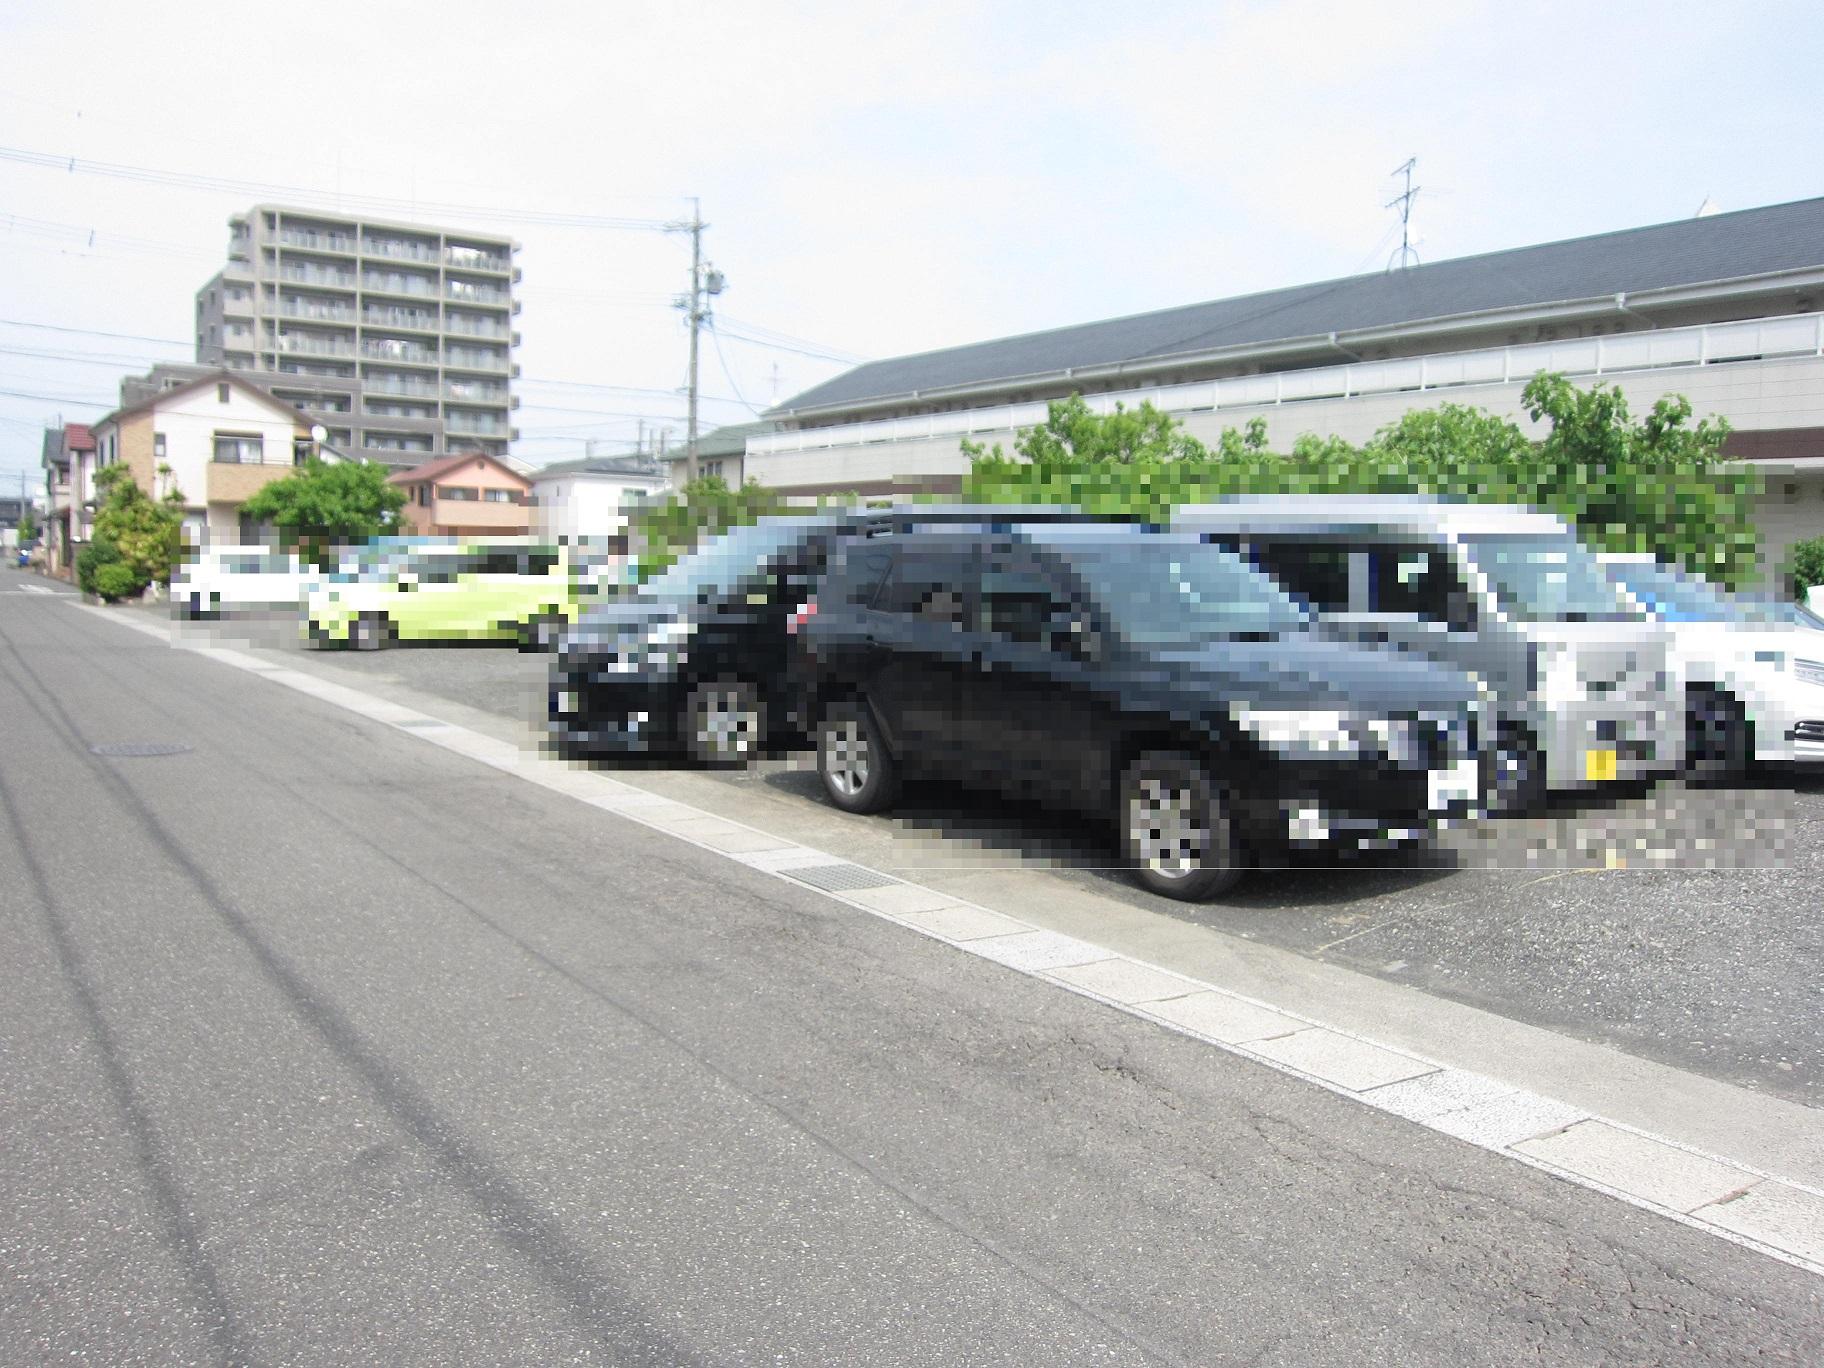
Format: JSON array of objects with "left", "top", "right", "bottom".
[
  {"left": 794, "top": 525, "right": 1487, "bottom": 900},
  {"left": 549, "top": 507, "right": 1124, "bottom": 765}
]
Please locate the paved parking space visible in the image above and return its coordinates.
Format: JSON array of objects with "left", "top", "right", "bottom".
[{"left": 168, "top": 609, "right": 1823, "bottom": 1109}]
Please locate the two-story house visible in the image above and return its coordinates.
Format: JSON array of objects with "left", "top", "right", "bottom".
[
  {"left": 38, "top": 422, "right": 97, "bottom": 577},
  {"left": 86, "top": 370, "right": 317, "bottom": 547},
  {"left": 387, "top": 452, "right": 530, "bottom": 537}
]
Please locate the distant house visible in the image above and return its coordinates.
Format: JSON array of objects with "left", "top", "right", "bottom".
[
  {"left": 387, "top": 452, "right": 530, "bottom": 537},
  {"left": 38, "top": 423, "right": 96, "bottom": 576},
  {"left": 527, "top": 454, "right": 667, "bottom": 541},
  {"left": 656, "top": 419, "right": 780, "bottom": 490},
  {"left": 85, "top": 371, "right": 317, "bottom": 548}
]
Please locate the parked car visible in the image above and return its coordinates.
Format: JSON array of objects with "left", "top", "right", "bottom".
[
  {"left": 1600, "top": 553, "right": 1824, "bottom": 776},
  {"left": 1174, "top": 496, "right": 1678, "bottom": 814},
  {"left": 550, "top": 506, "right": 1121, "bottom": 765},
  {"left": 171, "top": 546, "right": 320, "bottom": 618},
  {"left": 305, "top": 541, "right": 575, "bottom": 649},
  {"left": 794, "top": 524, "right": 1486, "bottom": 901}
]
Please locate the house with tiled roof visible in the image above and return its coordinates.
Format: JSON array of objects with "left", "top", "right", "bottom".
[
  {"left": 751, "top": 197, "right": 1824, "bottom": 567},
  {"left": 86, "top": 370, "right": 322, "bottom": 549},
  {"left": 387, "top": 451, "right": 530, "bottom": 536}
]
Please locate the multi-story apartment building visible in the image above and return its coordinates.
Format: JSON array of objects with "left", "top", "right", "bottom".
[{"left": 190, "top": 204, "right": 521, "bottom": 468}]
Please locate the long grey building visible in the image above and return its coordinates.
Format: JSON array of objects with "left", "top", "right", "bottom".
[
  {"left": 189, "top": 204, "right": 521, "bottom": 467},
  {"left": 753, "top": 197, "right": 1824, "bottom": 567}
]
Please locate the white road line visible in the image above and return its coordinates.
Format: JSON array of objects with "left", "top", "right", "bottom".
[{"left": 71, "top": 601, "right": 1824, "bottom": 1277}]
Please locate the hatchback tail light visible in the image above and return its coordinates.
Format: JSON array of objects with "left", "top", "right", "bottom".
[{"left": 786, "top": 597, "right": 818, "bottom": 635}]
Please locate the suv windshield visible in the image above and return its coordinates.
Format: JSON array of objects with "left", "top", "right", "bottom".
[
  {"left": 1605, "top": 560, "right": 1740, "bottom": 622},
  {"left": 1061, "top": 540, "right": 1309, "bottom": 646},
  {"left": 1464, "top": 534, "right": 1634, "bottom": 623},
  {"left": 636, "top": 518, "right": 829, "bottom": 604}
]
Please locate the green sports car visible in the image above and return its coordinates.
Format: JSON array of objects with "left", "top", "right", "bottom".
[{"left": 305, "top": 543, "right": 579, "bottom": 650}]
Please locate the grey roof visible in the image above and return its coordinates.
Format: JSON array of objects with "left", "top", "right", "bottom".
[
  {"left": 531, "top": 453, "right": 668, "bottom": 481},
  {"left": 779, "top": 196, "right": 1824, "bottom": 415},
  {"left": 659, "top": 419, "right": 780, "bottom": 461}
]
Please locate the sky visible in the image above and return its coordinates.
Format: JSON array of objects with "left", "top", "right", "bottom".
[{"left": 3, "top": 0, "right": 1823, "bottom": 493}]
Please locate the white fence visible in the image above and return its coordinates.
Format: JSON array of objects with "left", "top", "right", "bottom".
[{"left": 750, "top": 312, "right": 1824, "bottom": 456}]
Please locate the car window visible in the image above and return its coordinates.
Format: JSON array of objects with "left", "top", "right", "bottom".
[
  {"left": 979, "top": 568, "right": 1070, "bottom": 645},
  {"left": 1253, "top": 541, "right": 1350, "bottom": 610},
  {"left": 1368, "top": 545, "right": 1467, "bottom": 621},
  {"left": 875, "top": 550, "right": 972, "bottom": 626},
  {"left": 823, "top": 547, "right": 894, "bottom": 607}
]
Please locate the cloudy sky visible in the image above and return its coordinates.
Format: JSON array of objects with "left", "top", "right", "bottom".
[{"left": 3, "top": 0, "right": 1821, "bottom": 491}]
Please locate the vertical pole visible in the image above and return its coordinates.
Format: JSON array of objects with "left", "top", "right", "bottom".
[{"left": 685, "top": 198, "right": 702, "bottom": 486}]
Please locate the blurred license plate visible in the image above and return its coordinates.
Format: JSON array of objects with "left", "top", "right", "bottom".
[
  {"left": 1584, "top": 748, "right": 1618, "bottom": 782},
  {"left": 1428, "top": 757, "right": 1480, "bottom": 809}
]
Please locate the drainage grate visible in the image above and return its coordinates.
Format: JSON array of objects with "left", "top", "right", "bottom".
[
  {"left": 89, "top": 742, "right": 193, "bottom": 758},
  {"left": 783, "top": 862, "right": 900, "bottom": 893}
]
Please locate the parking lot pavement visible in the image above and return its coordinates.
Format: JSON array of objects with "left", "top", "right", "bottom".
[{"left": 171, "top": 612, "right": 1823, "bottom": 1109}]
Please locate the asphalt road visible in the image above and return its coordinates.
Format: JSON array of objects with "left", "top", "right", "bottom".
[
  {"left": 177, "top": 604, "right": 1824, "bottom": 1110},
  {"left": 3, "top": 578, "right": 1821, "bottom": 1363}
]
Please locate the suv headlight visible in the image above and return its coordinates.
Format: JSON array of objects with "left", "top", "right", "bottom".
[{"left": 1233, "top": 706, "right": 1364, "bottom": 759}]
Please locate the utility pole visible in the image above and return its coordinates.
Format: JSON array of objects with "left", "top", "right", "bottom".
[
  {"left": 1387, "top": 158, "right": 1421, "bottom": 271},
  {"left": 667, "top": 198, "right": 724, "bottom": 485}
]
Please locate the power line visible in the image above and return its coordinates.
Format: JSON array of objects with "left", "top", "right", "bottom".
[
  {"left": 0, "top": 144, "right": 676, "bottom": 232},
  {"left": 708, "top": 324, "right": 764, "bottom": 416}
]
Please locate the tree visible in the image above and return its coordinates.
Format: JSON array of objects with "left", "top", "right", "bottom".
[
  {"left": 238, "top": 459, "right": 407, "bottom": 567},
  {"left": 959, "top": 377, "right": 1760, "bottom": 584},
  {"left": 630, "top": 476, "right": 791, "bottom": 574},
  {"left": 81, "top": 463, "right": 186, "bottom": 600},
  {"left": 1783, "top": 536, "right": 1824, "bottom": 602},
  {"left": 962, "top": 394, "right": 1210, "bottom": 467},
  {"left": 16, "top": 505, "right": 37, "bottom": 545}
]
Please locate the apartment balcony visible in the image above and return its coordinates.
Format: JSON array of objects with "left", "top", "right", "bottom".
[
  {"left": 361, "top": 339, "right": 439, "bottom": 366},
  {"left": 279, "top": 300, "right": 357, "bottom": 324},
  {"left": 444, "top": 381, "right": 509, "bottom": 404},
  {"left": 364, "top": 376, "right": 442, "bottom": 400},
  {"left": 361, "top": 308, "right": 439, "bottom": 333},
  {"left": 361, "top": 237, "right": 442, "bottom": 265},
  {"left": 279, "top": 265, "right": 356, "bottom": 290},
  {"left": 444, "top": 280, "right": 510, "bottom": 308},
  {"left": 444, "top": 245, "right": 512, "bottom": 275},
  {"left": 277, "top": 335, "right": 356, "bottom": 359},
  {"left": 445, "top": 411, "right": 510, "bottom": 438},
  {"left": 443, "top": 316, "right": 511, "bottom": 340},
  {"left": 362, "top": 273, "right": 440, "bottom": 300},
  {"left": 444, "top": 350, "right": 510, "bottom": 374},
  {"left": 420, "top": 494, "right": 528, "bottom": 533},
  {"left": 278, "top": 228, "right": 357, "bottom": 255}
]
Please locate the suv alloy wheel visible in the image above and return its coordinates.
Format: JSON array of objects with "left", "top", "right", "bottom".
[
  {"left": 1120, "top": 750, "right": 1244, "bottom": 900},
  {"left": 1684, "top": 685, "right": 1750, "bottom": 786},
  {"left": 350, "top": 612, "right": 392, "bottom": 651},
  {"left": 684, "top": 680, "right": 767, "bottom": 766},
  {"left": 816, "top": 699, "right": 901, "bottom": 814},
  {"left": 1486, "top": 724, "right": 1545, "bottom": 816}
]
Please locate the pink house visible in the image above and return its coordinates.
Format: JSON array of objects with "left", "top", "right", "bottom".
[{"left": 387, "top": 452, "right": 530, "bottom": 537}]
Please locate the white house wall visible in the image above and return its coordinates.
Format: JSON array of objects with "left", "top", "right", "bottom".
[
  {"left": 152, "top": 387, "right": 300, "bottom": 509},
  {"left": 531, "top": 474, "right": 660, "bottom": 541}
]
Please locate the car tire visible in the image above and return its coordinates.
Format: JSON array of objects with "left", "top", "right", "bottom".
[
  {"left": 349, "top": 612, "right": 392, "bottom": 652},
  {"left": 816, "top": 698, "right": 900, "bottom": 814},
  {"left": 1120, "top": 750, "right": 1245, "bottom": 901},
  {"left": 1486, "top": 725, "right": 1546, "bottom": 816},
  {"left": 1684, "top": 686, "right": 1750, "bottom": 786},
  {"left": 519, "top": 612, "right": 566, "bottom": 653},
  {"left": 684, "top": 680, "right": 768, "bottom": 767}
]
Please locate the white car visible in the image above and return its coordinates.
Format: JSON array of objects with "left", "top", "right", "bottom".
[
  {"left": 1601, "top": 554, "right": 1824, "bottom": 776},
  {"left": 172, "top": 546, "right": 320, "bottom": 618}
]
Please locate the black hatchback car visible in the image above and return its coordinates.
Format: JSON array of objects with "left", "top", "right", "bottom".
[
  {"left": 549, "top": 506, "right": 1125, "bottom": 765},
  {"left": 794, "top": 525, "right": 1488, "bottom": 900}
]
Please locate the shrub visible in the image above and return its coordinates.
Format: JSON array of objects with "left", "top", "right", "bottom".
[
  {"left": 76, "top": 537, "right": 128, "bottom": 596},
  {"left": 92, "top": 561, "right": 145, "bottom": 603}
]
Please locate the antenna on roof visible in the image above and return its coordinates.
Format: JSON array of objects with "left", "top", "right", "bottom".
[
  {"left": 1694, "top": 195, "right": 1721, "bottom": 218},
  {"left": 1387, "top": 158, "right": 1421, "bottom": 271}
]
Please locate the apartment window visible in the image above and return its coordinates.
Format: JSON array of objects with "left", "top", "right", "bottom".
[
  {"left": 213, "top": 433, "right": 263, "bottom": 464},
  {"left": 418, "top": 485, "right": 432, "bottom": 507},
  {"left": 439, "top": 485, "right": 480, "bottom": 501},
  {"left": 700, "top": 459, "right": 725, "bottom": 480},
  {"left": 153, "top": 434, "right": 167, "bottom": 462},
  {"left": 482, "top": 488, "right": 519, "bottom": 504},
  {"left": 217, "top": 382, "right": 231, "bottom": 403}
]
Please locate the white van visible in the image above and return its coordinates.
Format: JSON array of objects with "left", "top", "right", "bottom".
[{"left": 1174, "top": 496, "right": 1679, "bottom": 813}]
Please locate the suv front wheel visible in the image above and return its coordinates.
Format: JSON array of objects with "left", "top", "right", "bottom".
[
  {"left": 817, "top": 699, "right": 900, "bottom": 814},
  {"left": 1120, "top": 751, "right": 1244, "bottom": 901}
]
